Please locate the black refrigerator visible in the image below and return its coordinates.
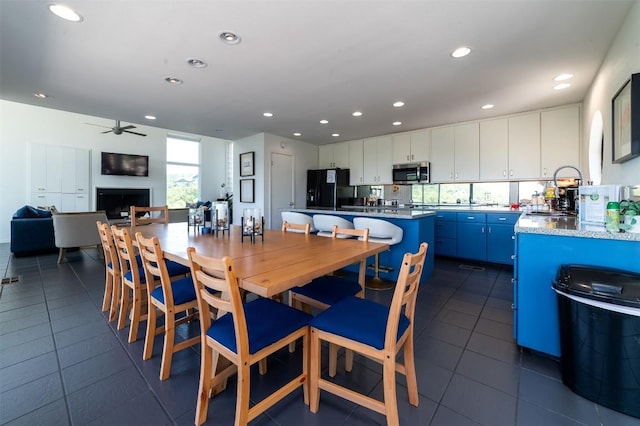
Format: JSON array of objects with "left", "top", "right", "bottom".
[{"left": 306, "top": 169, "right": 352, "bottom": 209}]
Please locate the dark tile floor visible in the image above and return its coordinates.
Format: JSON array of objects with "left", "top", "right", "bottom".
[{"left": 1, "top": 244, "right": 639, "bottom": 426}]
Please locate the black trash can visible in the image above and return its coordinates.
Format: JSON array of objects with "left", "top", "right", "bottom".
[{"left": 553, "top": 264, "right": 640, "bottom": 419}]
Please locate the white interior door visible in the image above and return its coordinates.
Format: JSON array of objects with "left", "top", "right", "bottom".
[{"left": 270, "top": 152, "right": 294, "bottom": 230}]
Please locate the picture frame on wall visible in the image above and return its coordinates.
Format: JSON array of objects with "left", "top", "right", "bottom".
[
  {"left": 240, "top": 179, "right": 255, "bottom": 203},
  {"left": 612, "top": 72, "right": 640, "bottom": 163},
  {"left": 240, "top": 151, "right": 255, "bottom": 176}
]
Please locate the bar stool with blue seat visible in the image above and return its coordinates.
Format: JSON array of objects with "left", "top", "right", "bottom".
[
  {"left": 281, "top": 211, "right": 317, "bottom": 233},
  {"left": 353, "top": 217, "right": 403, "bottom": 290},
  {"left": 312, "top": 214, "right": 353, "bottom": 237}
]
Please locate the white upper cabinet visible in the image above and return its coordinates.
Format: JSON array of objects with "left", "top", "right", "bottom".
[
  {"left": 480, "top": 118, "right": 509, "bottom": 181},
  {"left": 430, "top": 127, "right": 455, "bottom": 182},
  {"left": 540, "top": 105, "right": 580, "bottom": 179},
  {"left": 454, "top": 123, "right": 479, "bottom": 181},
  {"left": 31, "top": 144, "right": 62, "bottom": 193},
  {"left": 318, "top": 142, "right": 349, "bottom": 168},
  {"left": 348, "top": 139, "right": 364, "bottom": 185},
  {"left": 392, "top": 130, "right": 430, "bottom": 164},
  {"left": 363, "top": 136, "right": 393, "bottom": 184},
  {"left": 61, "top": 147, "right": 90, "bottom": 194},
  {"left": 430, "top": 123, "right": 478, "bottom": 182},
  {"left": 508, "top": 112, "right": 540, "bottom": 180}
]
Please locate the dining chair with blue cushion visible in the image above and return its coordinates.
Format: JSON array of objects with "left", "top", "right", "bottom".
[
  {"left": 97, "top": 221, "right": 121, "bottom": 322},
  {"left": 187, "top": 247, "right": 312, "bottom": 426},
  {"left": 111, "top": 225, "right": 191, "bottom": 343},
  {"left": 309, "top": 242, "right": 428, "bottom": 425},
  {"left": 136, "top": 232, "right": 200, "bottom": 381},
  {"left": 288, "top": 225, "right": 369, "bottom": 373}
]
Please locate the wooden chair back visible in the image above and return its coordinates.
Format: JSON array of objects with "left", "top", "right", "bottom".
[
  {"left": 187, "top": 248, "right": 245, "bottom": 354},
  {"left": 97, "top": 221, "right": 121, "bottom": 321},
  {"left": 131, "top": 205, "right": 169, "bottom": 227},
  {"left": 332, "top": 225, "right": 369, "bottom": 241},
  {"left": 282, "top": 221, "right": 311, "bottom": 234},
  {"left": 135, "top": 232, "right": 170, "bottom": 303},
  {"left": 385, "top": 242, "right": 428, "bottom": 350},
  {"left": 111, "top": 225, "right": 141, "bottom": 285}
]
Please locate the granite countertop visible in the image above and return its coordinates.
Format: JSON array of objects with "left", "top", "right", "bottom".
[
  {"left": 515, "top": 214, "right": 640, "bottom": 241},
  {"left": 290, "top": 208, "right": 435, "bottom": 219}
]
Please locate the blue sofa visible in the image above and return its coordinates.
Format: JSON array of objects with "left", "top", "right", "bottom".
[{"left": 10, "top": 206, "right": 57, "bottom": 256}]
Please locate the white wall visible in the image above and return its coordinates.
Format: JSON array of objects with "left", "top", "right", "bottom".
[
  {"left": 0, "top": 100, "right": 229, "bottom": 243},
  {"left": 232, "top": 133, "right": 318, "bottom": 229},
  {"left": 582, "top": 0, "right": 640, "bottom": 185}
]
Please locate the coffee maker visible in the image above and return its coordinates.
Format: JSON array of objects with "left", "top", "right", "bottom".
[{"left": 557, "top": 185, "right": 579, "bottom": 212}]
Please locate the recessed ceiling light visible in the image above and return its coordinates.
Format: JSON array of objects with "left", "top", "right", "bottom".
[
  {"left": 187, "top": 58, "right": 207, "bottom": 68},
  {"left": 165, "top": 77, "right": 183, "bottom": 85},
  {"left": 393, "top": 101, "right": 405, "bottom": 108},
  {"left": 332, "top": 133, "right": 340, "bottom": 137},
  {"left": 145, "top": 115, "right": 156, "bottom": 120},
  {"left": 34, "top": 92, "right": 49, "bottom": 99},
  {"left": 219, "top": 32, "right": 241, "bottom": 45},
  {"left": 393, "top": 121, "right": 402, "bottom": 126},
  {"left": 451, "top": 46, "right": 471, "bottom": 58},
  {"left": 263, "top": 112, "right": 274, "bottom": 117},
  {"left": 481, "top": 104, "right": 494, "bottom": 110},
  {"left": 554, "top": 73, "right": 573, "bottom": 81},
  {"left": 352, "top": 111, "right": 363, "bottom": 117},
  {"left": 293, "top": 132, "right": 301, "bottom": 137},
  {"left": 320, "top": 119, "right": 329, "bottom": 124},
  {"left": 49, "top": 4, "right": 83, "bottom": 22},
  {"left": 553, "top": 83, "right": 571, "bottom": 90}
]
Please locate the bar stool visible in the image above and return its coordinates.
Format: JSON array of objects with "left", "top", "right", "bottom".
[
  {"left": 353, "top": 217, "right": 403, "bottom": 290},
  {"left": 281, "top": 212, "right": 317, "bottom": 233},
  {"left": 312, "top": 214, "right": 353, "bottom": 237}
]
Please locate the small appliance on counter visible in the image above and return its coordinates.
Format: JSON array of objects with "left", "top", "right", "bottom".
[{"left": 578, "top": 185, "right": 620, "bottom": 224}]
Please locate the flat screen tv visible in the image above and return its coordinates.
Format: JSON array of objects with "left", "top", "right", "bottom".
[{"left": 101, "top": 152, "right": 149, "bottom": 177}]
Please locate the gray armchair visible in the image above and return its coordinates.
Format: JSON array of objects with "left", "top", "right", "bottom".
[{"left": 52, "top": 211, "right": 108, "bottom": 263}]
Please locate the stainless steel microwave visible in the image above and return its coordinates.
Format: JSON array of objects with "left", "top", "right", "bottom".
[{"left": 392, "top": 162, "right": 430, "bottom": 184}]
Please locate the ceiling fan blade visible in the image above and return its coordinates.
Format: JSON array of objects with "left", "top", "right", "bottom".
[
  {"left": 123, "top": 130, "right": 147, "bottom": 137},
  {"left": 119, "top": 125, "right": 136, "bottom": 130},
  {"left": 85, "top": 123, "right": 112, "bottom": 129},
  {"left": 101, "top": 129, "right": 114, "bottom": 134}
]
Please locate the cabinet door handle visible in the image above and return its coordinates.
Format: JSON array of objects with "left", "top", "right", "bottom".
[
  {"left": 481, "top": 226, "right": 485, "bottom": 233},
  {"left": 455, "top": 172, "right": 459, "bottom": 179},
  {"left": 511, "top": 254, "right": 517, "bottom": 260},
  {"left": 488, "top": 226, "right": 492, "bottom": 233},
  {"left": 510, "top": 170, "right": 513, "bottom": 176},
  {"left": 411, "top": 154, "right": 414, "bottom": 160},
  {"left": 503, "top": 170, "right": 507, "bottom": 177},
  {"left": 498, "top": 217, "right": 507, "bottom": 221},
  {"left": 467, "top": 216, "right": 474, "bottom": 220},
  {"left": 543, "top": 168, "right": 547, "bottom": 176},
  {"left": 407, "top": 155, "right": 410, "bottom": 161}
]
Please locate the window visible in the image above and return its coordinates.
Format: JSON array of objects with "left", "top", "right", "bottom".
[
  {"left": 167, "top": 136, "right": 200, "bottom": 208},
  {"left": 409, "top": 182, "right": 510, "bottom": 205}
]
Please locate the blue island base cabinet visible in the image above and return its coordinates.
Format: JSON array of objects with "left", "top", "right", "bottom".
[{"left": 515, "top": 233, "right": 640, "bottom": 357}]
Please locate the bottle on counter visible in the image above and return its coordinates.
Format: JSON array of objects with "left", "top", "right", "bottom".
[{"left": 605, "top": 201, "right": 620, "bottom": 232}]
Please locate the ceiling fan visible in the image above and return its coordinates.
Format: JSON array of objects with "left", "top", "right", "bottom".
[{"left": 86, "top": 120, "right": 147, "bottom": 137}]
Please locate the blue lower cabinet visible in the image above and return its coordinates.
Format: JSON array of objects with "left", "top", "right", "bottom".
[
  {"left": 434, "top": 212, "right": 456, "bottom": 257},
  {"left": 456, "top": 213, "right": 486, "bottom": 261},
  {"left": 486, "top": 213, "right": 519, "bottom": 265}
]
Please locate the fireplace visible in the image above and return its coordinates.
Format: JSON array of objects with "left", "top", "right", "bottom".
[{"left": 96, "top": 187, "right": 151, "bottom": 220}]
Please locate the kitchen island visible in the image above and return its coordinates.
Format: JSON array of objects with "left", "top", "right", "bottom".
[
  {"left": 288, "top": 208, "right": 435, "bottom": 281},
  {"left": 514, "top": 214, "right": 640, "bottom": 357}
]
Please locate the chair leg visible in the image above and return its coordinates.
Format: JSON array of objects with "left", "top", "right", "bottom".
[
  {"left": 404, "top": 336, "right": 419, "bottom": 406},
  {"left": 117, "top": 286, "right": 129, "bottom": 330},
  {"left": 57, "top": 248, "right": 65, "bottom": 264},
  {"left": 259, "top": 358, "right": 267, "bottom": 375},
  {"left": 345, "top": 348, "right": 354, "bottom": 373},
  {"left": 109, "top": 273, "right": 120, "bottom": 322},
  {"left": 302, "top": 330, "right": 310, "bottom": 405},
  {"left": 309, "top": 328, "right": 321, "bottom": 413},
  {"left": 383, "top": 356, "right": 400, "bottom": 426},
  {"left": 143, "top": 304, "right": 157, "bottom": 360},
  {"left": 329, "top": 343, "right": 338, "bottom": 378},
  {"left": 101, "top": 272, "right": 112, "bottom": 313},
  {"left": 160, "top": 311, "right": 175, "bottom": 381},
  {"left": 236, "top": 362, "right": 251, "bottom": 425},
  {"left": 128, "top": 287, "right": 142, "bottom": 343},
  {"left": 195, "top": 343, "right": 212, "bottom": 426}
]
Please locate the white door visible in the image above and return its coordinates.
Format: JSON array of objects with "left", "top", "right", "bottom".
[{"left": 270, "top": 152, "right": 294, "bottom": 230}]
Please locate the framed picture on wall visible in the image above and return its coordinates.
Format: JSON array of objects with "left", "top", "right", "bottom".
[
  {"left": 240, "top": 151, "right": 255, "bottom": 176},
  {"left": 612, "top": 72, "right": 640, "bottom": 163},
  {"left": 240, "top": 179, "right": 255, "bottom": 203}
]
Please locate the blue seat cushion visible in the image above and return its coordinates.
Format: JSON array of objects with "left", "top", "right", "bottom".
[
  {"left": 123, "top": 258, "right": 189, "bottom": 283},
  {"left": 290, "top": 275, "right": 361, "bottom": 306},
  {"left": 151, "top": 276, "right": 197, "bottom": 306},
  {"left": 309, "top": 296, "right": 410, "bottom": 350},
  {"left": 207, "top": 298, "right": 312, "bottom": 355}
]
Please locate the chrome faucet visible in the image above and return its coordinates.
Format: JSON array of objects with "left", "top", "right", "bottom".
[{"left": 553, "top": 165, "right": 583, "bottom": 198}]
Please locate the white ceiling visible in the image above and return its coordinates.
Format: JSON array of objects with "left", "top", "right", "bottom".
[{"left": 0, "top": 0, "right": 633, "bottom": 145}]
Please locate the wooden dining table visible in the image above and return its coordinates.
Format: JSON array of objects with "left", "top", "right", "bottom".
[{"left": 131, "top": 222, "right": 389, "bottom": 297}]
